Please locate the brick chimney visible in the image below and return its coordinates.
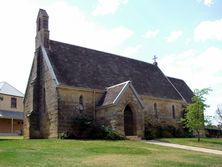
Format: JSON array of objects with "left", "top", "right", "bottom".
[{"left": 35, "top": 9, "right": 49, "bottom": 49}]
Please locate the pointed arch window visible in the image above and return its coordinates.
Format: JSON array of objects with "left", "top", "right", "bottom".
[
  {"left": 79, "top": 95, "right": 84, "bottom": 113},
  {"left": 43, "top": 88, "right": 46, "bottom": 112},
  {"left": 154, "top": 103, "right": 158, "bottom": 118},
  {"left": 172, "top": 105, "right": 175, "bottom": 119}
]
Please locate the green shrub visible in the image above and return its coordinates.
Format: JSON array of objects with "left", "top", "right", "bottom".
[
  {"left": 144, "top": 123, "right": 161, "bottom": 140},
  {"left": 144, "top": 122, "right": 192, "bottom": 139},
  {"left": 58, "top": 132, "right": 69, "bottom": 139},
  {"left": 159, "top": 126, "right": 176, "bottom": 138},
  {"left": 174, "top": 127, "right": 193, "bottom": 138},
  {"left": 101, "top": 126, "right": 125, "bottom": 140},
  {"left": 70, "top": 115, "right": 125, "bottom": 140}
]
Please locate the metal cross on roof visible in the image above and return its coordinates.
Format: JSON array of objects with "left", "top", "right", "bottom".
[{"left": 153, "top": 55, "right": 158, "bottom": 63}]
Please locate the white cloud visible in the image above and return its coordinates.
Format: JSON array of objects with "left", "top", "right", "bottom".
[
  {"left": 0, "top": 0, "right": 133, "bottom": 93},
  {"left": 144, "top": 30, "right": 159, "bottom": 39},
  {"left": 197, "top": 0, "right": 214, "bottom": 7},
  {"left": 0, "top": 0, "right": 37, "bottom": 93},
  {"left": 185, "top": 38, "right": 192, "bottom": 45},
  {"left": 203, "top": 0, "right": 214, "bottom": 7},
  {"left": 122, "top": 44, "right": 142, "bottom": 57},
  {"left": 92, "top": 0, "right": 128, "bottom": 16},
  {"left": 159, "top": 47, "right": 222, "bottom": 120},
  {"left": 166, "top": 31, "right": 183, "bottom": 43},
  {"left": 48, "top": 1, "right": 133, "bottom": 53},
  {"left": 194, "top": 19, "right": 222, "bottom": 42}
]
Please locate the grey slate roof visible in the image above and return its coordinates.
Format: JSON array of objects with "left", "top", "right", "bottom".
[
  {"left": 0, "top": 110, "right": 23, "bottom": 120},
  {"left": 47, "top": 40, "right": 186, "bottom": 101},
  {"left": 167, "top": 77, "right": 193, "bottom": 103},
  {"left": 100, "top": 81, "right": 128, "bottom": 107},
  {"left": 98, "top": 81, "right": 144, "bottom": 108}
]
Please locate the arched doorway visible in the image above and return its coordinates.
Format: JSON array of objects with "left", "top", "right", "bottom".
[{"left": 124, "top": 105, "right": 134, "bottom": 136}]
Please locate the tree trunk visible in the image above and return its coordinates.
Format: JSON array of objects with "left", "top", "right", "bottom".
[{"left": 197, "top": 130, "right": 200, "bottom": 142}]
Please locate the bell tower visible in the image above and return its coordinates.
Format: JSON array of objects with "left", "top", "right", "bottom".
[{"left": 35, "top": 9, "right": 49, "bottom": 49}]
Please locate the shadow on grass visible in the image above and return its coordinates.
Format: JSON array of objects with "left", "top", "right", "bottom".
[
  {"left": 86, "top": 145, "right": 151, "bottom": 155},
  {"left": 199, "top": 139, "right": 222, "bottom": 145}
]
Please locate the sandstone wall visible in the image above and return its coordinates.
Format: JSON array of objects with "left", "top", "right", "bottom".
[
  {"left": 57, "top": 87, "right": 103, "bottom": 135},
  {"left": 23, "top": 54, "right": 37, "bottom": 139},
  {"left": 142, "top": 95, "right": 186, "bottom": 129},
  {"left": 24, "top": 49, "right": 58, "bottom": 139},
  {"left": 0, "top": 94, "right": 23, "bottom": 112},
  {"left": 96, "top": 87, "right": 144, "bottom": 137}
]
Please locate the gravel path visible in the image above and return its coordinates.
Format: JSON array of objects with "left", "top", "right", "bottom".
[{"left": 145, "top": 140, "right": 222, "bottom": 156}]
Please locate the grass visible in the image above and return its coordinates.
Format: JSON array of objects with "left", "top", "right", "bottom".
[
  {"left": 159, "top": 138, "right": 222, "bottom": 151},
  {"left": 0, "top": 137, "right": 221, "bottom": 167},
  {"left": 0, "top": 136, "right": 23, "bottom": 140}
]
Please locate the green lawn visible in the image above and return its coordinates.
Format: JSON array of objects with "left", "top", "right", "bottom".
[
  {"left": 159, "top": 138, "right": 222, "bottom": 151},
  {"left": 0, "top": 136, "right": 23, "bottom": 140},
  {"left": 0, "top": 138, "right": 221, "bottom": 167}
]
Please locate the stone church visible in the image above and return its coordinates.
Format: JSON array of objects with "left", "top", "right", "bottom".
[{"left": 23, "top": 9, "right": 193, "bottom": 139}]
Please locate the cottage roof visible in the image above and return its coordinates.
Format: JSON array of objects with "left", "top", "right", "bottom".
[
  {"left": 46, "top": 40, "right": 187, "bottom": 101},
  {"left": 0, "top": 82, "right": 24, "bottom": 97},
  {"left": 0, "top": 110, "right": 23, "bottom": 120}
]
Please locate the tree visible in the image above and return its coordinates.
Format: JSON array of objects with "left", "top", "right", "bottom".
[
  {"left": 184, "top": 88, "right": 211, "bottom": 142},
  {"left": 216, "top": 104, "right": 222, "bottom": 126}
]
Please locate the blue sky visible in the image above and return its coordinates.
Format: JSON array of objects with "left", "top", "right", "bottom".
[{"left": 0, "top": 0, "right": 221, "bottom": 123}]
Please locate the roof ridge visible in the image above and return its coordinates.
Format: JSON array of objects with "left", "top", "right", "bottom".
[
  {"left": 50, "top": 40, "right": 155, "bottom": 66},
  {"left": 106, "top": 80, "right": 130, "bottom": 89}
]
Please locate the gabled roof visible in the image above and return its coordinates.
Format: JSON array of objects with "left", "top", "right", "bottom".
[
  {"left": 98, "top": 81, "right": 144, "bottom": 108},
  {"left": 99, "top": 81, "right": 128, "bottom": 107},
  {"left": 47, "top": 40, "right": 184, "bottom": 101},
  {"left": 167, "top": 77, "right": 193, "bottom": 103},
  {"left": 0, "top": 82, "right": 24, "bottom": 97},
  {"left": 0, "top": 110, "right": 23, "bottom": 120}
]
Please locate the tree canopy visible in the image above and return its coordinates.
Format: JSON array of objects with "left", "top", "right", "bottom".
[
  {"left": 184, "top": 88, "right": 212, "bottom": 142},
  {"left": 216, "top": 104, "right": 222, "bottom": 126}
]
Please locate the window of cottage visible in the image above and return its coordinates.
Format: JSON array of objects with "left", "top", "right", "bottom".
[
  {"left": 154, "top": 103, "right": 158, "bottom": 118},
  {"left": 172, "top": 105, "right": 175, "bottom": 119},
  {"left": 11, "top": 97, "right": 17, "bottom": 108}
]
